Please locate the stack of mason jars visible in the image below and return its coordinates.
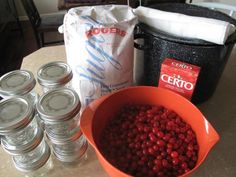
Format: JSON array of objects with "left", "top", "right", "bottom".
[
  {"left": 36, "top": 61, "right": 88, "bottom": 164},
  {"left": 0, "top": 97, "right": 52, "bottom": 177},
  {"left": 0, "top": 61, "right": 88, "bottom": 175},
  {"left": 36, "top": 88, "right": 88, "bottom": 163}
]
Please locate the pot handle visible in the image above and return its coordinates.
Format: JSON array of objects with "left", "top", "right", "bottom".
[
  {"left": 134, "top": 33, "right": 152, "bottom": 50},
  {"left": 227, "top": 32, "right": 236, "bottom": 44}
]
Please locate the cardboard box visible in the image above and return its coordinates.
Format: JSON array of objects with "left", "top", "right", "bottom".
[{"left": 158, "top": 58, "right": 201, "bottom": 100}]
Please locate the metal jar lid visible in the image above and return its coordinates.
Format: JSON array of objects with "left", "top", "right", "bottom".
[
  {"left": 13, "top": 142, "right": 51, "bottom": 172},
  {"left": 0, "top": 97, "right": 34, "bottom": 135},
  {"left": 0, "top": 70, "right": 36, "bottom": 96},
  {"left": 53, "top": 139, "right": 88, "bottom": 163},
  {"left": 37, "top": 61, "right": 73, "bottom": 87},
  {"left": 36, "top": 88, "right": 81, "bottom": 122},
  {"left": 46, "top": 127, "right": 82, "bottom": 145},
  {"left": 1, "top": 126, "right": 43, "bottom": 155}
]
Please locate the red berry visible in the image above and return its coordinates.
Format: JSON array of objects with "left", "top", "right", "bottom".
[
  {"left": 100, "top": 104, "right": 198, "bottom": 177},
  {"left": 157, "top": 140, "right": 165, "bottom": 147},
  {"left": 181, "top": 162, "right": 188, "bottom": 169},
  {"left": 162, "top": 159, "right": 169, "bottom": 167},
  {"left": 187, "top": 144, "right": 194, "bottom": 151},
  {"left": 152, "top": 127, "right": 159, "bottom": 134},
  {"left": 148, "top": 147, "right": 155, "bottom": 155},
  {"left": 171, "top": 151, "right": 179, "bottom": 158},
  {"left": 149, "top": 133, "right": 157, "bottom": 142},
  {"left": 157, "top": 131, "right": 164, "bottom": 138},
  {"left": 172, "top": 158, "right": 179, "bottom": 165}
]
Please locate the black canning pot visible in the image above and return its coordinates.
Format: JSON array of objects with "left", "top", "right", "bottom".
[{"left": 134, "top": 3, "right": 236, "bottom": 104}]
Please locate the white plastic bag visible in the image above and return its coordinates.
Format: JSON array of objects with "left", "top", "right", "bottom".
[
  {"left": 134, "top": 6, "right": 236, "bottom": 45},
  {"left": 63, "top": 5, "right": 137, "bottom": 108}
]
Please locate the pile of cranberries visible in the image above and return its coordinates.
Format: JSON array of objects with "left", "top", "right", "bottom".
[{"left": 100, "top": 104, "right": 199, "bottom": 177}]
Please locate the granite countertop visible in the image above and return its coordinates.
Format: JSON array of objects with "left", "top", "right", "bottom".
[{"left": 0, "top": 45, "right": 235, "bottom": 177}]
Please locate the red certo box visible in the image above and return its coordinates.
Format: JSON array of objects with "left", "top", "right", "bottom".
[{"left": 158, "top": 58, "right": 201, "bottom": 100}]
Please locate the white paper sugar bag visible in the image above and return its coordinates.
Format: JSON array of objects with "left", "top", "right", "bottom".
[
  {"left": 63, "top": 5, "right": 137, "bottom": 109},
  {"left": 134, "top": 6, "right": 236, "bottom": 45}
]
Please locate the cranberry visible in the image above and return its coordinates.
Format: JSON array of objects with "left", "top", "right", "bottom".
[
  {"left": 181, "top": 162, "right": 188, "bottom": 169},
  {"left": 149, "top": 133, "right": 158, "bottom": 142},
  {"left": 144, "top": 126, "right": 151, "bottom": 133},
  {"left": 152, "top": 145, "right": 158, "bottom": 151},
  {"left": 100, "top": 104, "right": 199, "bottom": 177},
  {"left": 145, "top": 141, "right": 151, "bottom": 147},
  {"left": 157, "top": 131, "right": 165, "bottom": 138},
  {"left": 187, "top": 144, "right": 194, "bottom": 151},
  {"left": 162, "top": 159, "right": 169, "bottom": 167},
  {"left": 172, "top": 158, "right": 179, "bottom": 165},
  {"left": 163, "top": 133, "right": 171, "bottom": 141},
  {"left": 140, "top": 134, "right": 148, "bottom": 140},
  {"left": 152, "top": 165, "right": 160, "bottom": 173},
  {"left": 148, "top": 147, "right": 155, "bottom": 155},
  {"left": 156, "top": 155, "right": 162, "bottom": 160},
  {"left": 152, "top": 127, "right": 159, "bottom": 134},
  {"left": 167, "top": 148, "right": 172, "bottom": 155},
  {"left": 171, "top": 151, "right": 179, "bottom": 158},
  {"left": 157, "top": 140, "right": 165, "bottom": 147}
]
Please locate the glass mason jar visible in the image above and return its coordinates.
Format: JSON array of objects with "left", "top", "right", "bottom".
[
  {"left": 36, "top": 88, "right": 81, "bottom": 138},
  {"left": 13, "top": 139, "right": 48, "bottom": 166},
  {"left": 1, "top": 125, "right": 43, "bottom": 155},
  {"left": 0, "top": 70, "right": 38, "bottom": 105},
  {"left": 0, "top": 97, "right": 37, "bottom": 146},
  {"left": 24, "top": 155, "right": 53, "bottom": 177},
  {"left": 37, "top": 61, "right": 73, "bottom": 93},
  {"left": 13, "top": 140, "right": 53, "bottom": 177},
  {"left": 51, "top": 133, "right": 88, "bottom": 163}
]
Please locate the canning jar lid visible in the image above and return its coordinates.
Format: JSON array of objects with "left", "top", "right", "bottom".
[
  {"left": 0, "top": 70, "right": 36, "bottom": 96},
  {"left": 37, "top": 61, "right": 73, "bottom": 87},
  {"left": 1, "top": 126, "right": 43, "bottom": 155},
  {"left": 53, "top": 139, "right": 88, "bottom": 163},
  {"left": 46, "top": 127, "right": 82, "bottom": 144},
  {"left": 0, "top": 97, "right": 34, "bottom": 135},
  {"left": 36, "top": 88, "right": 81, "bottom": 122},
  {"left": 13, "top": 142, "right": 51, "bottom": 172}
]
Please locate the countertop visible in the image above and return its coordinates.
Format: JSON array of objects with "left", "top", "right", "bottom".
[{"left": 0, "top": 45, "right": 235, "bottom": 177}]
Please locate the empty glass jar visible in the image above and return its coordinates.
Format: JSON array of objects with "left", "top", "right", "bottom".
[
  {"left": 0, "top": 70, "right": 38, "bottom": 105},
  {"left": 2, "top": 118, "right": 38, "bottom": 147},
  {"left": 36, "top": 88, "right": 81, "bottom": 138},
  {"left": 13, "top": 140, "right": 52, "bottom": 177},
  {"left": 13, "top": 139, "right": 48, "bottom": 166},
  {"left": 50, "top": 132, "right": 88, "bottom": 163},
  {"left": 0, "top": 97, "right": 37, "bottom": 146},
  {"left": 1, "top": 125, "right": 43, "bottom": 155},
  {"left": 37, "top": 61, "right": 73, "bottom": 93}
]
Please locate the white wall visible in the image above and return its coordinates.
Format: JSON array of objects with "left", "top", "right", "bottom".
[{"left": 16, "top": 0, "right": 236, "bottom": 18}]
